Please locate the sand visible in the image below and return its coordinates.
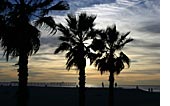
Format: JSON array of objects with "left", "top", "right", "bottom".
[{"left": 0, "top": 86, "right": 160, "bottom": 106}]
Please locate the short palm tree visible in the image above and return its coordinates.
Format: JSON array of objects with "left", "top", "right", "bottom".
[
  {"left": 90, "top": 25, "right": 133, "bottom": 106},
  {"left": 0, "top": 0, "right": 69, "bottom": 105},
  {"left": 54, "top": 13, "right": 98, "bottom": 106}
]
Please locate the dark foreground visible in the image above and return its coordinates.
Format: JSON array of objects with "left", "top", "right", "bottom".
[{"left": 0, "top": 86, "right": 159, "bottom": 106}]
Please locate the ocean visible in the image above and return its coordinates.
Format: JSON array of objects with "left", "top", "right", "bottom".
[
  {"left": 0, "top": 82, "right": 160, "bottom": 92},
  {"left": 87, "top": 84, "right": 160, "bottom": 92},
  {"left": 116, "top": 85, "right": 160, "bottom": 92}
]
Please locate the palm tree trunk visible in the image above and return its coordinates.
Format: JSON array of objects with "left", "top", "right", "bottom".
[
  {"left": 109, "top": 71, "right": 114, "bottom": 106},
  {"left": 17, "top": 53, "right": 29, "bottom": 106},
  {"left": 78, "top": 45, "right": 86, "bottom": 106},
  {"left": 79, "top": 68, "right": 86, "bottom": 106}
]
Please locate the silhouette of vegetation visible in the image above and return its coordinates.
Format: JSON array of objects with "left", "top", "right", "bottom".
[
  {"left": 0, "top": 0, "right": 69, "bottom": 106},
  {"left": 90, "top": 25, "right": 133, "bottom": 106},
  {"left": 54, "top": 13, "right": 99, "bottom": 106}
]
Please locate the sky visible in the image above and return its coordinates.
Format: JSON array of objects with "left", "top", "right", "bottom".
[{"left": 0, "top": 0, "right": 160, "bottom": 86}]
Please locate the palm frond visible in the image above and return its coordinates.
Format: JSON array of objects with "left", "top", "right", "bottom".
[
  {"left": 114, "top": 57, "right": 124, "bottom": 75},
  {"left": 34, "top": 16, "right": 57, "bottom": 34},
  {"left": 78, "top": 13, "right": 96, "bottom": 31},
  {"left": 54, "top": 42, "right": 71, "bottom": 54},
  {"left": 118, "top": 31, "right": 130, "bottom": 44},
  {"left": 25, "top": 23, "right": 41, "bottom": 55},
  {"left": 57, "top": 23, "right": 78, "bottom": 45},
  {"left": 3, "top": 48, "right": 10, "bottom": 61},
  {"left": 106, "top": 25, "right": 119, "bottom": 44},
  {"left": 0, "top": 0, "right": 12, "bottom": 12},
  {"left": 84, "top": 29, "right": 102, "bottom": 41},
  {"left": 65, "top": 49, "right": 80, "bottom": 70},
  {"left": 65, "top": 50, "right": 73, "bottom": 58},
  {"left": 66, "top": 58, "right": 75, "bottom": 70},
  {"left": 88, "top": 53, "right": 101, "bottom": 65},
  {"left": 33, "top": 0, "right": 53, "bottom": 9},
  {"left": 57, "top": 23, "right": 71, "bottom": 36},
  {"left": 98, "top": 30, "right": 107, "bottom": 40},
  {"left": 123, "top": 38, "right": 134, "bottom": 45},
  {"left": 1, "top": 21, "right": 41, "bottom": 60},
  {"left": 66, "top": 54, "right": 73, "bottom": 64},
  {"left": 91, "top": 38, "right": 105, "bottom": 52},
  {"left": 58, "top": 36, "right": 69, "bottom": 42},
  {"left": 119, "top": 52, "right": 130, "bottom": 68},
  {"left": 31, "top": 37, "right": 40, "bottom": 54},
  {"left": 95, "top": 57, "right": 109, "bottom": 74},
  {"left": 66, "top": 14, "right": 77, "bottom": 30},
  {"left": 117, "top": 38, "right": 133, "bottom": 50},
  {"left": 48, "top": 1, "right": 69, "bottom": 10},
  {"left": 87, "top": 14, "right": 96, "bottom": 28}
]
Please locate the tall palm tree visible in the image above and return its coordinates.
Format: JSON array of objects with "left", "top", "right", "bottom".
[
  {"left": 54, "top": 13, "right": 98, "bottom": 106},
  {"left": 0, "top": 0, "right": 69, "bottom": 105},
  {"left": 90, "top": 25, "right": 133, "bottom": 106}
]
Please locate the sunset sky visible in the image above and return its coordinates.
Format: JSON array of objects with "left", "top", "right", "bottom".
[{"left": 0, "top": 0, "right": 160, "bottom": 86}]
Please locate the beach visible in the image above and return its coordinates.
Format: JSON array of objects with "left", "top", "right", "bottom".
[{"left": 0, "top": 86, "right": 159, "bottom": 106}]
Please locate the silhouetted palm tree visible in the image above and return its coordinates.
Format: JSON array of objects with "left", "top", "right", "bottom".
[
  {"left": 54, "top": 13, "right": 98, "bottom": 106},
  {"left": 0, "top": 0, "right": 69, "bottom": 106},
  {"left": 90, "top": 25, "right": 133, "bottom": 106}
]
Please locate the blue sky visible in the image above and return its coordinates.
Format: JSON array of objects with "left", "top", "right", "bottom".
[{"left": 0, "top": 0, "right": 160, "bottom": 86}]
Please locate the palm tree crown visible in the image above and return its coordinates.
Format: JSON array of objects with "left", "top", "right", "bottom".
[
  {"left": 55, "top": 13, "right": 97, "bottom": 70},
  {"left": 0, "top": 0, "right": 69, "bottom": 60},
  {"left": 91, "top": 25, "right": 133, "bottom": 75}
]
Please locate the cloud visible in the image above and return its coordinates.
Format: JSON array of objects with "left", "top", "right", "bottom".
[
  {"left": 122, "top": 69, "right": 160, "bottom": 75},
  {"left": 40, "top": 37, "right": 59, "bottom": 47},
  {"left": 137, "top": 21, "right": 160, "bottom": 33},
  {"left": 135, "top": 79, "right": 160, "bottom": 85},
  {"left": 130, "top": 38, "right": 160, "bottom": 48},
  {"left": 29, "top": 71, "right": 44, "bottom": 77},
  {"left": 67, "top": 0, "right": 116, "bottom": 13},
  {"left": 0, "top": 0, "right": 160, "bottom": 85}
]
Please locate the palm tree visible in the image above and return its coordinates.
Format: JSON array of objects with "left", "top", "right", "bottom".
[
  {"left": 54, "top": 13, "right": 98, "bottom": 106},
  {"left": 90, "top": 25, "right": 133, "bottom": 106},
  {"left": 0, "top": 0, "right": 69, "bottom": 105}
]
